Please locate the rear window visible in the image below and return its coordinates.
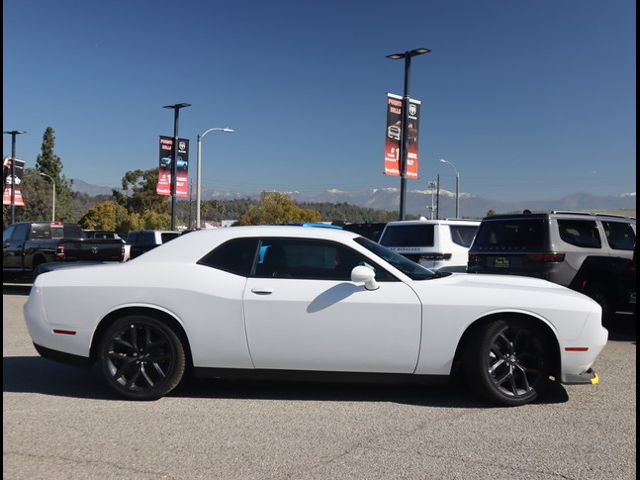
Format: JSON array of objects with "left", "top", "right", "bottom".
[
  {"left": 558, "top": 220, "right": 601, "bottom": 249},
  {"left": 602, "top": 222, "right": 636, "bottom": 250},
  {"left": 474, "top": 219, "right": 547, "bottom": 251},
  {"left": 199, "top": 238, "right": 259, "bottom": 277},
  {"left": 449, "top": 225, "right": 478, "bottom": 248},
  {"left": 380, "top": 225, "right": 435, "bottom": 247},
  {"left": 161, "top": 232, "right": 180, "bottom": 244}
]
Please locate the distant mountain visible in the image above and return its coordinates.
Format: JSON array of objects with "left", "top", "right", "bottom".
[
  {"left": 71, "top": 179, "right": 115, "bottom": 196},
  {"left": 71, "top": 179, "right": 636, "bottom": 218}
]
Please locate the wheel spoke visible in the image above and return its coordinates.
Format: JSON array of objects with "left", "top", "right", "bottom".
[
  {"left": 140, "top": 364, "right": 154, "bottom": 387},
  {"left": 151, "top": 361, "right": 166, "bottom": 378},
  {"left": 509, "top": 367, "right": 519, "bottom": 395},
  {"left": 130, "top": 325, "right": 139, "bottom": 350},
  {"left": 108, "top": 351, "right": 130, "bottom": 361},
  {"left": 494, "top": 369, "right": 512, "bottom": 386},
  {"left": 114, "top": 359, "right": 136, "bottom": 381},
  {"left": 515, "top": 364, "right": 531, "bottom": 391},
  {"left": 125, "top": 366, "right": 142, "bottom": 389},
  {"left": 113, "top": 337, "right": 134, "bottom": 350},
  {"left": 144, "top": 326, "right": 152, "bottom": 348},
  {"left": 498, "top": 333, "right": 514, "bottom": 354},
  {"left": 489, "top": 358, "right": 505, "bottom": 374}
]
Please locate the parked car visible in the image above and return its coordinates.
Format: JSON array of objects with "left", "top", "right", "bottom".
[
  {"left": 467, "top": 211, "right": 636, "bottom": 321},
  {"left": 25, "top": 226, "right": 606, "bottom": 405},
  {"left": 378, "top": 219, "right": 480, "bottom": 272},
  {"left": 126, "top": 230, "right": 180, "bottom": 260},
  {"left": 3, "top": 222, "right": 124, "bottom": 279},
  {"left": 84, "top": 230, "right": 124, "bottom": 241},
  {"left": 342, "top": 222, "right": 387, "bottom": 242}
]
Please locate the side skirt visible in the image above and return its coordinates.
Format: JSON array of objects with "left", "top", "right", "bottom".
[{"left": 193, "top": 367, "right": 449, "bottom": 386}]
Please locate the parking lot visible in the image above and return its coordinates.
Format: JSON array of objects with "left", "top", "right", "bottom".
[{"left": 3, "top": 284, "right": 636, "bottom": 480}]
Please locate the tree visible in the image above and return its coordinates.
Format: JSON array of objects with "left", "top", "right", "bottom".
[
  {"left": 486, "top": 209, "right": 497, "bottom": 217},
  {"left": 3, "top": 169, "right": 53, "bottom": 227},
  {"left": 236, "top": 192, "right": 321, "bottom": 226},
  {"left": 35, "top": 127, "right": 74, "bottom": 220},
  {"left": 115, "top": 168, "right": 169, "bottom": 215},
  {"left": 79, "top": 201, "right": 143, "bottom": 233}
]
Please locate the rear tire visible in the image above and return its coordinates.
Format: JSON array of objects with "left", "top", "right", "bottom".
[
  {"left": 464, "top": 319, "right": 552, "bottom": 406},
  {"left": 98, "top": 315, "right": 186, "bottom": 400}
]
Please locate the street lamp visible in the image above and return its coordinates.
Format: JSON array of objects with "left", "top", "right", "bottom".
[
  {"left": 162, "top": 103, "right": 191, "bottom": 230},
  {"left": 3, "top": 130, "right": 26, "bottom": 224},
  {"left": 196, "top": 127, "right": 234, "bottom": 229},
  {"left": 439, "top": 158, "right": 460, "bottom": 218},
  {"left": 386, "top": 48, "right": 431, "bottom": 221},
  {"left": 39, "top": 172, "right": 56, "bottom": 222}
]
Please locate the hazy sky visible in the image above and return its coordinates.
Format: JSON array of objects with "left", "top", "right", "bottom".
[{"left": 3, "top": 0, "right": 636, "bottom": 201}]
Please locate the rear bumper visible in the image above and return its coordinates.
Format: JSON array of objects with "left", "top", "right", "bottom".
[{"left": 33, "top": 343, "right": 92, "bottom": 367}]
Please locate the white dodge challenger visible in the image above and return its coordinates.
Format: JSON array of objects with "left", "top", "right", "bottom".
[{"left": 24, "top": 226, "right": 607, "bottom": 406}]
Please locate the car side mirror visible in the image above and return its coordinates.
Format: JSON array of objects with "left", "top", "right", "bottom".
[{"left": 351, "top": 266, "right": 379, "bottom": 291}]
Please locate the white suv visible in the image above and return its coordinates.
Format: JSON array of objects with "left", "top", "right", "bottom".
[{"left": 379, "top": 219, "right": 480, "bottom": 272}]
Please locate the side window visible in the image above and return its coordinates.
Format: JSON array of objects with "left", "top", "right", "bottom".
[
  {"left": 3, "top": 225, "right": 16, "bottom": 243},
  {"left": 252, "top": 238, "right": 395, "bottom": 281},
  {"left": 198, "top": 238, "right": 259, "bottom": 277},
  {"left": 12, "top": 224, "right": 30, "bottom": 243},
  {"left": 449, "top": 226, "right": 478, "bottom": 247},
  {"left": 127, "top": 232, "right": 138, "bottom": 244},
  {"left": 602, "top": 222, "right": 636, "bottom": 251},
  {"left": 557, "top": 220, "right": 601, "bottom": 249}
]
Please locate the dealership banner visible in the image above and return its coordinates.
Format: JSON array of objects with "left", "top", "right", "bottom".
[
  {"left": 156, "top": 136, "right": 189, "bottom": 197},
  {"left": 2, "top": 157, "right": 25, "bottom": 206},
  {"left": 384, "top": 93, "right": 421, "bottom": 178}
]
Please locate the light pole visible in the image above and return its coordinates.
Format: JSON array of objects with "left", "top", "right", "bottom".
[
  {"left": 39, "top": 172, "right": 56, "bottom": 222},
  {"left": 386, "top": 47, "right": 430, "bottom": 220},
  {"left": 3, "top": 130, "right": 26, "bottom": 224},
  {"left": 162, "top": 103, "right": 191, "bottom": 230},
  {"left": 439, "top": 158, "right": 460, "bottom": 218},
  {"left": 196, "top": 127, "right": 234, "bottom": 229}
]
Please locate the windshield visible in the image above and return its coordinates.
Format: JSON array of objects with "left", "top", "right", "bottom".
[{"left": 354, "top": 237, "right": 440, "bottom": 280}]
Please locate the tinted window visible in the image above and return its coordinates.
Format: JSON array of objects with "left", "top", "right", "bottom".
[
  {"left": 380, "top": 225, "right": 435, "bottom": 247},
  {"left": 449, "top": 225, "right": 478, "bottom": 247},
  {"left": 61, "top": 224, "right": 84, "bottom": 238},
  {"left": 199, "top": 238, "right": 259, "bottom": 277},
  {"left": 31, "top": 224, "right": 51, "bottom": 240},
  {"left": 474, "top": 219, "right": 547, "bottom": 251},
  {"left": 126, "top": 232, "right": 139, "bottom": 244},
  {"left": 602, "top": 222, "right": 636, "bottom": 250},
  {"left": 253, "top": 238, "right": 394, "bottom": 281},
  {"left": 12, "top": 224, "right": 29, "bottom": 242},
  {"left": 161, "top": 233, "right": 180, "bottom": 244},
  {"left": 558, "top": 220, "right": 601, "bottom": 249},
  {"left": 3, "top": 225, "right": 15, "bottom": 242},
  {"left": 140, "top": 232, "right": 156, "bottom": 245}
]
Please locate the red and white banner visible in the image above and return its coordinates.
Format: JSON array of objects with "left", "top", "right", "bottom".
[
  {"left": 384, "top": 93, "right": 421, "bottom": 179},
  {"left": 3, "top": 157, "right": 25, "bottom": 206},
  {"left": 157, "top": 136, "right": 189, "bottom": 197}
]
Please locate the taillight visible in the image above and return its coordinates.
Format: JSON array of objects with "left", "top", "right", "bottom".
[
  {"left": 527, "top": 253, "right": 565, "bottom": 263},
  {"left": 55, "top": 242, "right": 65, "bottom": 260},
  {"left": 120, "top": 243, "right": 126, "bottom": 261},
  {"left": 421, "top": 253, "right": 452, "bottom": 261}
]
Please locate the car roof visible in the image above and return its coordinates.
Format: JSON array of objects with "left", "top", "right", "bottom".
[
  {"left": 384, "top": 219, "right": 480, "bottom": 226},
  {"left": 132, "top": 226, "right": 361, "bottom": 264},
  {"left": 483, "top": 212, "right": 636, "bottom": 223}
]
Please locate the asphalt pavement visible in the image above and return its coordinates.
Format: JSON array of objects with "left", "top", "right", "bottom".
[{"left": 3, "top": 284, "right": 637, "bottom": 480}]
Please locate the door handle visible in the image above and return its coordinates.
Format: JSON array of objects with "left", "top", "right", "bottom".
[{"left": 251, "top": 288, "right": 273, "bottom": 295}]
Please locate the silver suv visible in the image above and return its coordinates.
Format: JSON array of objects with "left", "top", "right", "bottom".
[{"left": 467, "top": 211, "right": 636, "bottom": 321}]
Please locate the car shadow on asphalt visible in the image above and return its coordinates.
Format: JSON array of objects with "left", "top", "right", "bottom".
[{"left": 3, "top": 355, "right": 570, "bottom": 407}]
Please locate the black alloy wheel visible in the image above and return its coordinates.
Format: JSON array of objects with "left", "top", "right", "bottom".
[
  {"left": 465, "top": 320, "right": 552, "bottom": 406},
  {"left": 98, "top": 315, "right": 186, "bottom": 400}
]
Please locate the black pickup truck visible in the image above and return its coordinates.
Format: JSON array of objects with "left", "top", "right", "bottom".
[{"left": 3, "top": 222, "right": 124, "bottom": 279}]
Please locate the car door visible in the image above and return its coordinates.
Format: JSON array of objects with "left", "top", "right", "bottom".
[
  {"left": 3, "top": 223, "right": 29, "bottom": 270},
  {"left": 243, "top": 237, "right": 422, "bottom": 373}
]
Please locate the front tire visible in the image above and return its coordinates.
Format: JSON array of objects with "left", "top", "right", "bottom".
[
  {"left": 98, "top": 315, "right": 186, "bottom": 400},
  {"left": 464, "top": 319, "right": 552, "bottom": 406}
]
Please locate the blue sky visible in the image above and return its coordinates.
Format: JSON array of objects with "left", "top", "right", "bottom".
[{"left": 3, "top": 0, "right": 636, "bottom": 201}]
